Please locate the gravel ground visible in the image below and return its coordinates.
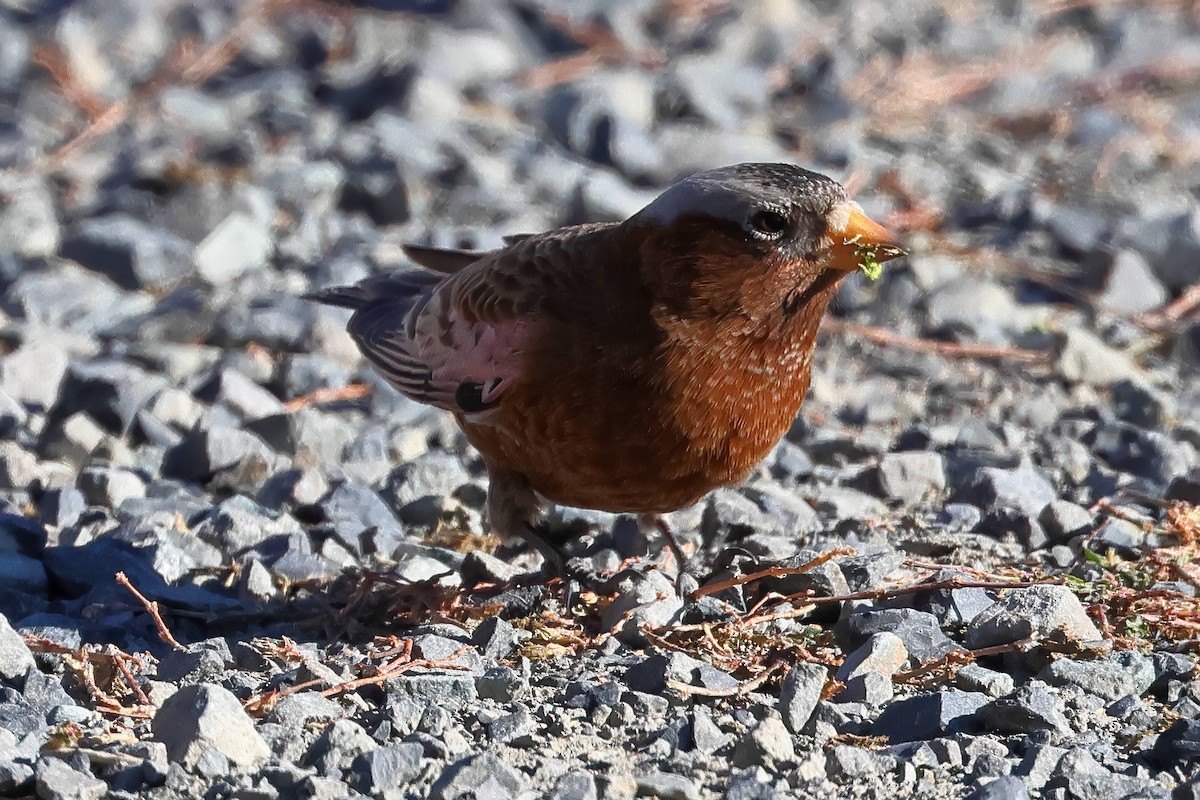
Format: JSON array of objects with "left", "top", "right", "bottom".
[{"left": 1, "top": 1, "right": 1200, "bottom": 798}]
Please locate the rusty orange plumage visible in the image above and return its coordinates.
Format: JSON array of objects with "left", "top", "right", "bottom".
[{"left": 308, "top": 163, "right": 904, "bottom": 574}]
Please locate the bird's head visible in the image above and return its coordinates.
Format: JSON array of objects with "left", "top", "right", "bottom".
[{"left": 629, "top": 163, "right": 905, "bottom": 321}]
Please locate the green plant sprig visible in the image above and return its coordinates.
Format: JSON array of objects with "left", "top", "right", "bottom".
[{"left": 844, "top": 235, "right": 885, "bottom": 280}]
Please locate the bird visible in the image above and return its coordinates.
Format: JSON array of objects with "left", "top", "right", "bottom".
[{"left": 307, "top": 162, "right": 905, "bottom": 578}]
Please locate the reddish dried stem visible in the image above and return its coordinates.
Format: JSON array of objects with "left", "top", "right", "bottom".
[
  {"left": 689, "top": 548, "right": 856, "bottom": 600},
  {"left": 283, "top": 382, "right": 372, "bottom": 412},
  {"left": 112, "top": 652, "right": 153, "bottom": 707},
  {"left": 785, "top": 577, "right": 1061, "bottom": 608},
  {"left": 823, "top": 320, "right": 1047, "bottom": 364},
  {"left": 115, "top": 571, "right": 184, "bottom": 651},
  {"left": 244, "top": 642, "right": 472, "bottom": 715},
  {"left": 45, "top": 0, "right": 282, "bottom": 169},
  {"left": 665, "top": 661, "right": 783, "bottom": 698}
]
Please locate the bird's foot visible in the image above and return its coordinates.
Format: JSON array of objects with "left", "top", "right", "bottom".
[
  {"left": 642, "top": 514, "right": 701, "bottom": 598},
  {"left": 518, "top": 522, "right": 588, "bottom": 611},
  {"left": 515, "top": 522, "right": 564, "bottom": 577}
]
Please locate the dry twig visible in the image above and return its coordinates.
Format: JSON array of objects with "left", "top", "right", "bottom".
[
  {"left": 1132, "top": 284, "right": 1200, "bottom": 333},
  {"left": 24, "top": 637, "right": 155, "bottom": 719},
  {"left": 790, "top": 577, "right": 1063, "bottom": 607},
  {"left": 1091, "top": 498, "right": 1156, "bottom": 532},
  {"left": 822, "top": 319, "right": 1049, "bottom": 364},
  {"left": 283, "top": 382, "right": 372, "bottom": 412},
  {"left": 41, "top": 0, "right": 283, "bottom": 170},
  {"left": 243, "top": 638, "right": 473, "bottom": 715},
  {"left": 31, "top": 45, "right": 108, "bottom": 119},
  {"left": 115, "top": 571, "right": 184, "bottom": 651},
  {"left": 519, "top": 13, "right": 661, "bottom": 89},
  {"left": 666, "top": 661, "right": 784, "bottom": 698},
  {"left": 690, "top": 548, "right": 855, "bottom": 600}
]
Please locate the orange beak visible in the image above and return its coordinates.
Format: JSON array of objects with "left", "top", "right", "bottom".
[{"left": 823, "top": 203, "right": 906, "bottom": 272}]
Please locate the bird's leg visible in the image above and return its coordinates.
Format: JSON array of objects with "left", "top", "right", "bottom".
[
  {"left": 639, "top": 513, "right": 691, "bottom": 576},
  {"left": 486, "top": 470, "right": 585, "bottom": 609},
  {"left": 486, "top": 469, "right": 563, "bottom": 578},
  {"left": 639, "top": 514, "right": 699, "bottom": 596},
  {"left": 520, "top": 523, "right": 565, "bottom": 578}
]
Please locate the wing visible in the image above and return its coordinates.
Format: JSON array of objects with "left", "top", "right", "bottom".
[
  {"left": 400, "top": 233, "right": 535, "bottom": 275},
  {"left": 308, "top": 269, "right": 526, "bottom": 415},
  {"left": 308, "top": 223, "right": 615, "bottom": 417},
  {"left": 401, "top": 244, "right": 481, "bottom": 275}
]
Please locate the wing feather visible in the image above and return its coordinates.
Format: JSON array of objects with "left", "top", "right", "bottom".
[
  {"left": 401, "top": 244, "right": 482, "bottom": 275},
  {"left": 308, "top": 223, "right": 619, "bottom": 416}
]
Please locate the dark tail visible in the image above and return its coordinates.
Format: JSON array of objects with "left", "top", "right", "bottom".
[
  {"left": 304, "top": 272, "right": 442, "bottom": 311},
  {"left": 400, "top": 237, "right": 529, "bottom": 275},
  {"left": 401, "top": 244, "right": 482, "bottom": 275}
]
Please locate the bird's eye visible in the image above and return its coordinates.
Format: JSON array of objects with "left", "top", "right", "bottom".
[{"left": 748, "top": 209, "right": 788, "bottom": 238}]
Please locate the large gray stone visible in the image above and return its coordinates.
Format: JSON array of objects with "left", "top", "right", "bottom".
[
  {"left": 778, "top": 662, "right": 827, "bottom": 733},
  {"left": 0, "top": 613, "right": 35, "bottom": 685},
  {"left": 151, "top": 683, "right": 269, "bottom": 770},
  {"left": 965, "top": 585, "right": 1102, "bottom": 650},
  {"left": 1038, "top": 651, "right": 1154, "bottom": 701},
  {"left": 61, "top": 214, "right": 191, "bottom": 291},
  {"left": 194, "top": 212, "right": 274, "bottom": 285},
  {"left": 873, "top": 691, "right": 987, "bottom": 743},
  {"left": 430, "top": 752, "right": 526, "bottom": 800},
  {"left": 1055, "top": 328, "right": 1140, "bottom": 387},
  {"left": 34, "top": 757, "right": 106, "bottom": 800},
  {"left": 875, "top": 452, "right": 947, "bottom": 503}
]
